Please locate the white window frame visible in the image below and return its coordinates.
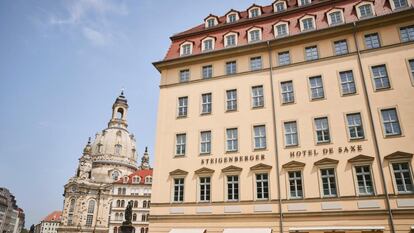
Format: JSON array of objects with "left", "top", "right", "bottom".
[
  {"left": 288, "top": 170, "right": 303, "bottom": 199},
  {"left": 391, "top": 161, "right": 414, "bottom": 194},
  {"left": 204, "top": 16, "right": 218, "bottom": 28},
  {"left": 177, "top": 96, "right": 188, "bottom": 117},
  {"left": 249, "top": 7, "right": 261, "bottom": 18},
  {"left": 226, "top": 12, "right": 239, "bottom": 23},
  {"left": 273, "top": 0, "right": 287, "bottom": 12},
  {"left": 298, "top": 0, "right": 312, "bottom": 7},
  {"left": 319, "top": 167, "right": 338, "bottom": 197},
  {"left": 226, "top": 128, "right": 238, "bottom": 152},
  {"left": 389, "top": 0, "right": 410, "bottom": 10},
  {"left": 202, "top": 65, "right": 213, "bottom": 79},
  {"left": 314, "top": 117, "right": 330, "bottom": 143},
  {"left": 380, "top": 108, "right": 402, "bottom": 136},
  {"left": 346, "top": 113, "right": 365, "bottom": 140},
  {"left": 248, "top": 28, "right": 262, "bottom": 43},
  {"left": 175, "top": 133, "right": 186, "bottom": 156},
  {"left": 179, "top": 69, "right": 190, "bottom": 82},
  {"left": 226, "top": 175, "right": 240, "bottom": 201},
  {"left": 201, "top": 37, "right": 215, "bottom": 52},
  {"left": 201, "top": 93, "right": 212, "bottom": 114},
  {"left": 224, "top": 32, "right": 238, "bottom": 47},
  {"left": 327, "top": 9, "right": 344, "bottom": 26},
  {"left": 172, "top": 177, "right": 185, "bottom": 203},
  {"left": 226, "top": 89, "right": 237, "bottom": 111},
  {"left": 226, "top": 60, "right": 237, "bottom": 75},
  {"left": 300, "top": 15, "right": 316, "bottom": 32},
  {"left": 355, "top": 2, "right": 375, "bottom": 19},
  {"left": 309, "top": 75, "right": 324, "bottom": 99},
  {"left": 180, "top": 42, "right": 193, "bottom": 56},
  {"left": 274, "top": 22, "right": 289, "bottom": 38},
  {"left": 371, "top": 64, "right": 391, "bottom": 90},
  {"left": 251, "top": 85, "right": 264, "bottom": 108},
  {"left": 198, "top": 176, "right": 211, "bottom": 202},
  {"left": 280, "top": 81, "right": 294, "bottom": 104},
  {"left": 255, "top": 173, "right": 269, "bottom": 200},
  {"left": 354, "top": 164, "right": 375, "bottom": 195},
  {"left": 253, "top": 125, "right": 267, "bottom": 150},
  {"left": 284, "top": 121, "right": 298, "bottom": 146},
  {"left": 200, "top": 131, "right": 211, "bottom": 154},
  {"left": 339, "top": 70, "right": 356, "bottom": 95}
]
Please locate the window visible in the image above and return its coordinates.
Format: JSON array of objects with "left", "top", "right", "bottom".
[
  {"left": 355, "top": 165, "right": 374, "bottom": 195},
  {"left": 200, "top": 131, "right": 211, "bottom": 154},
  {"left": 249, "top": 29, "right": 261, "bottom": 42},
  {"left": 253, "top": 125, "right": 266, "bottom": 149},
  {"left": 347, "top": 113, "right": 364, "bottom": 139},
  {"left": 392, "top": 0, "right": 409, "bottom": 9},
  {"left": 145, "top": 176, "right": 152, "bottom": 184},
  {"left": 364, "top": 33, "right": 381, "bottom": 49},
  {"left": 321, "top": 168, "right": 337, "bottom": 197},
  {"left": 299, "top": 0, "right": 311, "bottom": 6},
  {"left": 179, "top": 69, "right": 190, "bottom": 82},
  {"left": 392, "top": 163, "right": 413, "bottom": 193},
  {"left": 177, "top": 97, "right": 188, "bottom": 117},
  {"left": 256, "top": 173, "right": 269, "bottom": 199},
  {"left": 278, "top": 51, "right": 291, "bottom": 65},
  {"left": 68, "top": 199, "right": 75, "bottom": 225},
  {"left": 199, "top": 177, "right": 211, "bottom": 202},
  {"left": 284, "top": 121, "right": 298, "bottom": 146},
  {"left": 371, "top": 65, "right": 390, "bottom": 90},
  {"left": 227, "top": 175, "right": 239, "bottom": 201},
  {"left": 334, "top": 40, "right": 348, "bottom": 55},
  {"left": 289, "top": 171, "right": 303, "bottom": 198},
  {"left": 250, "top": 56, "right": 262, "bottom": 70},
  {"left": 201, "top": 93, "right": 212, "bottom": 114},
  {"left": 132, "top": 213, "right": 137, "bottom": 221},
  {"left": 203, "top": 39, "right": 213, "bottom": 51},
  {"left": 181, "top": 43, "right": 192, "bottom": 56},
  {"left": 309, "top": 76, "right": 324, "bottom": 99},
  {"left": 339, "top": 70, "right": 356, "bottom": 95},
  {"left": 409, "top": 59, "right": 414, "bottom": 83},
  {"left": 381, "top": 108, "right": 401, "bottom": 136},
  {"left": 275, "top": 23, "right": 288, "bottom": 37},
  {"left": 252, "top": 85, "right": 264, "bottom": 108},
  {"left": 173, "top": 178, "right": 184, "bottom": 202},
  {"left": 302, "top": 17, "right": 315, "bottom": 31},
  {"left": 132, "top": 176, "right": 141, "bottom": 183},
  {"left": 226, "top": 128, "right": 238, "bottom": 152},
  {"left": 305, "top": 46, "right": 319, "bottom": 60},
  {"left": 329, "top": 11, "right": 343, "bottom": 25},
  {"left": 226, "top": 61, "right": 237, "bottom": 75},
  {"left": 315, "top": 117, "right": 330, "bottom": 143},
  {"left": 226, "top": 89, "right": 237, "bottom": 111},
  {"left": 274, "top": 2, "right": 286, "bottom": 12},
  {"left": 226, "top": 34, "right": 237, "bottom": 47},
  {"left": 400, "top": 25, "right": 414, "bottom": 42},
  {"left": 112, "top": 171, "right": 120, "bottom": 181},
  {"left": 207, "top": 18, "right": 215, "bottom": 28},
  {"left": 228, "top": 14, "right": 237, "bottom": 23},
  {"left": 202, "top": 65, "right": 213, "bottom": 79},
  {"left": 358, "top": 4, "right": 374, "bottom": 18},
  {"left": 115, "top": 144, "right": 122, "bottom": 155},
  {"left": 281, "top": 81, "right": 294, "bottom": 104},
  {"left": 250, "top": 8, "right": 260, "bottom": 18},
  {"left": 86, "top": 200, "right": 95, "bottom": 226},
  {"left": 175, "top": 134, "right": 186, "bottom": 155}
]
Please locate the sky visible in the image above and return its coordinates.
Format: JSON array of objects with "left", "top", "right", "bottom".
[{"left": 0, "top": 0, "right": 270, "bottom": 228}]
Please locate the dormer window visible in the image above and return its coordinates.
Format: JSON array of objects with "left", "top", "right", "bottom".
[
  {"left": 356, "top": 2, "right": 375, "bottom": 19},
  {"left": 300, "top": 15, "right": 316, "bottom": 32},
  {"left": 228, "top": 14, "right": 237, "bottom": 23},
  {"left": 132, "top": 176, "right": 141, "bottom": 184},
  {"left": 274, "top": 1, "right": 287, "bottom": 12},
  {"left": 327, "top": 9, "right": 344, "bottom": 26},
  {"left": 249, "top": 7, "right": 261, "bottom": 18},
  {"left": 207, "top": 19, "right": 215, "bottom": 27},
  {"left": 274, "top": 22, "right": 289, "bottom": 38},
  {"left": 204, "top": 15, "right": 218, "bottom": 28},
  {"left": 224, "top": 32, "right": 238, "bottom": 47},
  {"left": 145, "top": 176, "right": 152, "bottom": 184},
  {"left": 180, "top": 42, "right": 193, "bottom": 56},
  {"left": 248, "top": 28, "right": 262, "bottom": 43},
  {"left": 298, "top": 0, "right": 311, "bottom": 6},
  {"left": 122, "top": 176, "right": 129, "bottom": 183},
  {"left": 390, "top": 0, "right": 409, "bottom": 10},
  {"left": 201, "top": 37, "right": 215, "bottom": 52}
]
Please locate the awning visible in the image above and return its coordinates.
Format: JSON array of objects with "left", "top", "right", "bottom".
[
  {"left": 289, "top": 226, "right": 385, "bottom": 232},
  {"left": 223, "top": 229, "right": 272, "bottom": 233},
  {"left": 169, "top": 229, "right": 206, "bottom": 233}
]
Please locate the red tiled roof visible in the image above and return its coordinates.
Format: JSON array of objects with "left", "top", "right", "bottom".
[
  {"left": 162, "top": 0, "right": 394, "bottom": 60},
  {"left": 114, "top": 169, "right": 153, "bottom": 185},
  {"left": 43, "top": 211, "right": 62, "bottom": 222}
]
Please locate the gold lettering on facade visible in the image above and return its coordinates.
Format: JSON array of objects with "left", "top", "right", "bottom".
[
  {"left": 289, "top": 145, "right": 363, "bottom": 158},
  {"left": 200, "top": 154, "right": 266, "bottom": 165}
]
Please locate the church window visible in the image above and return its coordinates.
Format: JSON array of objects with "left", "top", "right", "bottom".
[
  {"left": 67, "top": 199, "right": 75, "bottom": 225},
  {"left": 116, "top": 108, "right": 124, "bottom": 119},
  {"left": 133, "top": 201, "right": 138, "bottom": 208},
  {"left": 132, "top": 213, "right": 137, "bottom": 222},
  {"left": 115, "top": 144, "right": 122, "bottom": 155},
  {"left": 85, "top": 200, "right": 95, "bottom": 226}
]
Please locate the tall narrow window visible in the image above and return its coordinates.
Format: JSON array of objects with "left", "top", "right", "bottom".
[
  {"left": 409, "top": 59, "right": 414, "bottom": 83},
  {"left": 86, "top": 200, "right": 95, "bottom": 227},
  {"left": 329, "top": 11, "right": 343, "bottom": 25},
  {"left": 320, "top": 168, "right": 337, "bottom": 197},
  {"left": 347, "top": 113, "right": 364, "bottom": 139},
  {"left": 400, "top": 25, "right": 414, "bottom": 42},
  {"left": 334, "top": 40, "right": 348, "bottom": 55},
  {"left": 68, "top": 199, "right": 75, "bottom": 225},
  {"left": 202, "top": 65, "right": 213, "bottom": 79},
  {"left": 281, "top": 81, "right": 294, "bottom": 104},
  {"left": 226, "top": 128, "right": 238, "bottom": 152},
  {"left": 200, "top": 131, "right": 211, "bottom": 154},
  {"left": 339, "top": 70, "right": 356, "bottom": 95},
  {"left": 115, "top": 144, "right": 122, "bottom": 155},
  {"left": 278, "top": 51, "right": 291, "bottom": 65},
  {"left": 177, "top": 97, "right": 188, "bottom": 117},
  {"left": 364, "top": 33, "right": 381, "bottom": 49},
  {"left": 315, "top": 117, "right": 330, "bottom": 143},
  {"left": 256, "top": 173, "right": 269, "bottom": 199},
  {"left": 305, "top": 46, "right": 319, "bottom": 60},
  {"left": 227, "top": 175, "right": 239, "bottom": 201},
  {"left": 250, "top": 56, "right": 262, "bottom": 70},
  {"left": 392, "top": 163, "right": 413, "bottom": 193},
  {"left": 201, "top": 93, "right": 212, "bottom": 114},
  {"left": 355, "top": 165, "right": 374, "bottom": 195},
  {"left": 381, "top": 108, "right": 401, "bottom": 136},
  {"left": 253, "top": 125, "right": 266, "bottom": 149},
  {"left": 199, "top": 177, "right": 211, "bottom": 202},
  {"left": 179, "top": 69, "right": 190, "bottom": 82},
  {"left": 226, "top": 61, "right": 237, "bottom": 75},
  {"left": 284, "top": 121, "right": 298, "bottom": 146},
  {"left": 226, "top": 89, "right": 237, "bottom": 111},
  {"left": 371, "top": 65, "right": 390, "bottom": 90},
  {"left": 175, "top": 134, "right": 186, "bottom": 155},
  {"left": 252, "top": 86, "right": 264, "bottom": 108},
  {"left": 173, "top": 178, "right": 184, "bottom": 202},
  {"left": 358, "top": 4, "right": 373, "bottom": 18},
  {"left": 309, "top": 76, "right": 324, "bottom": 99},
  {"left": 289, "top": 171, "right": 303, "bottom": 198}
]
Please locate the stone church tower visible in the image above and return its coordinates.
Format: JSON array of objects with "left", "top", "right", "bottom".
[{"left": 58, "top": 92, "right": 139, "bottom": 233}]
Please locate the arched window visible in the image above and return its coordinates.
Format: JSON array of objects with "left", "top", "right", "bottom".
[
  {"left": 115, "top": 144, "right": 122, "bottom": 155},
  {"left": 116, "top": 200, "right": 121, "bottom": 207},
  {"left": 116, "top": 108, "right": 124, "bottom": 119},
  {"left": 115, "top": 213, "right": 119, "bottom": 221},
  {"left": 86, "top": 200, "right": 95, "bottom": 226},
  {"left": 145, "top": 227, "right": 148, "bottom": 233},
  {"left": 132, "top": 213, "right": 137, "bottom": 221},
  {"left": 145, "top": 176, "right": 152, "bottom": 184},
  {"left": 120, "top": 213, "right": 124, "bottom": 221},
  {"left": 147, "top": 201, "right": 150, "bottom": 208},
  {"left": 141, "top": 214, "right": 145, "bottom": 222},
  {"left": 140, "top": 228, "right": 145, "bottom": 233},
  {"left": 123, "top": 188, "right": 126, "bottom": 195},
  {"left": 133, "top": 201, "right": 138, "bottom": 208},
  {"left": 146, "top": 214, "right": 149, "bottom": 222},
  {"left": 133, "top": 176, "right": 141, "bottom": 184},
  {"left": 112, "top": 171, "right": 120, "bottom": 180},
  {"left": 114, "top": 227, "right": 118, "bottom": 233},
  {"left": 142, "top": 201, "right": 147, "bottom": 208},
  {"left": 67, "top": 199, "right": 75, "bottom": 225},
  {"left": 121, "top": 200, "right": 125, "bottom": 207}
]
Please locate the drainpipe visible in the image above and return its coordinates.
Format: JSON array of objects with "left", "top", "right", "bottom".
[
  {"left": 352, "top": 22, "right": 395, "bottom": 233},
  {"left": 267, "top": 41, "right": 284, "bottom": 233}
]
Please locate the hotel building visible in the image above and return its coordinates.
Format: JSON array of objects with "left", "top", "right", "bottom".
[{"left": 151, "top": 0, "right": 414, "bottom": 233}]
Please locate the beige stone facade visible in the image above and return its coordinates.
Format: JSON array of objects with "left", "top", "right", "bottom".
[{"left": 151, "top": 1, "right": 414, "bottom": 233}]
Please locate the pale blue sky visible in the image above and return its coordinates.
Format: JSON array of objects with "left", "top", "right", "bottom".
[{"left": 0, "top": 0, "right": 270, "bottom": 227}]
